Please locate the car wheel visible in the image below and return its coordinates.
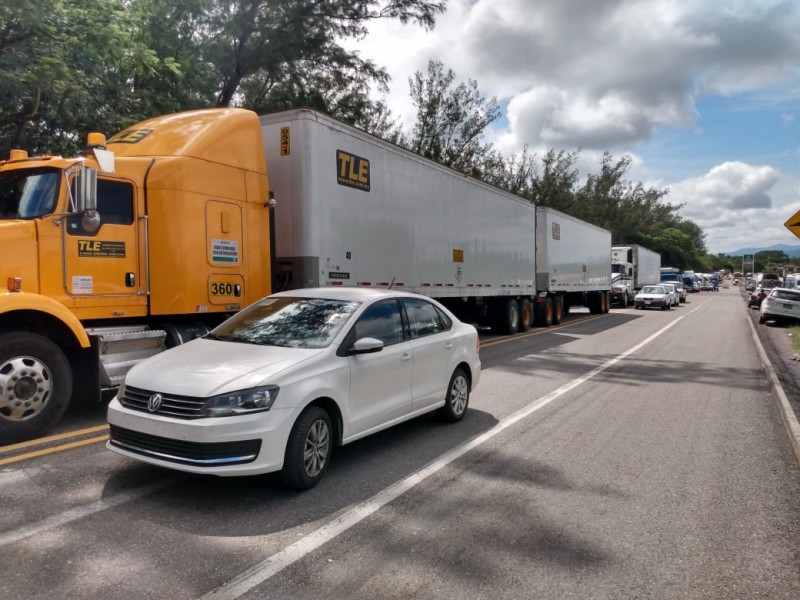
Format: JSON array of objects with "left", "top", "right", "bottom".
[
  {"left": 759, "top": 313, "right": 769, "bottom": 324},
  {"left": 0, "top": 332, "right": 73, "bottom": 444},
  {"left": 437, "top": 367, "right": 470, "bottom": 423},
  {"left": 281, "top": 406, "right": 332, "bottom": 490}
]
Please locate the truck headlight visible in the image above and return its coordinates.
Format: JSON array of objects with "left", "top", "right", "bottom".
[{"left": 202, "top": 385, "right": 279, "bottom": 417}]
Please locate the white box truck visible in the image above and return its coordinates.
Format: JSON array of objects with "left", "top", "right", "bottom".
[
  {"left": 611, "top": 245, "right": 661, "bottom": 306},
  {"left": 536, "top": 207, "right": 613, "bottom": 322},
  {"left": 261, "top": 109, "right": 537, "bottom": 335}
]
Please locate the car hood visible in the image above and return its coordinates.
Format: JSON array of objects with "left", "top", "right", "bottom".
[{"left": 124, "top": 338, "right": 324, "bottom": 397}]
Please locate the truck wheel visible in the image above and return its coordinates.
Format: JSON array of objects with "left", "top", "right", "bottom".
[
  {"left": 0, "top": 332, "right": 73, "bottom": 444},
  {"left": 621, "top": 293, "right": 629, "bottom": 308},
  {"left": 603, "top": 292, "right": 611, "bottom": 313},
  {"left": 281, "top": 406, "right": 332, "bottom": 490},
  {"left": 518, "top": 298, "right": 532, "bottom": 332},
  {"left": 552, "top": 296, "right": 564, "bottom": 324},
  {"left": 535, "top": 298, "right": 554, "bottom": 327},
  {"left": 437, "top": 367, "right": 470, "bottom": 422},
  {"left": 588, "top": 293, "right": 602, "bottom": 314},
  {"left": 492, "top": 298, "right": 519, "bottom": 335}
]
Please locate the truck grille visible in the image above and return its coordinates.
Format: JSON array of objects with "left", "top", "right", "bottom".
[
  {"left": 109, "top": 425, "right": 261, "bottom": 466},
  {"left": 120, "top": 385, "right": 206, "bottom": 419}
]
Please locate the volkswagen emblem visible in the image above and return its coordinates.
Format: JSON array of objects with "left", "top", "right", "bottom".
[{"left": 148, "top": 393, "right": 163, "bottom": 413}]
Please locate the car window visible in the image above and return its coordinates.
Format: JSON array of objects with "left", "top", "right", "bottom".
[
  {"left": 212, "top": 296, "right": 360, "bottom": 348},
  {"left": 404, "top": 298, "right": 449, "bottom": 338},
  {"left": 352, "top": 299, "right": 405, "bottom": 346},
  {"left": 773, "top": 290, "right": 800, "bottom": 302}
]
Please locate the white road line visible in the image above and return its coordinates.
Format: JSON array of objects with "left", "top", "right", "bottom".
[
  {"left": 0, "top": 477, "right": 177, "bottom": 547},
  {"left": 199, "top": 313, "right": 688, "bottom": 600}
]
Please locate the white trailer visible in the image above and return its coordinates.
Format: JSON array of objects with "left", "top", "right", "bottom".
[
  {"left": 535, "top": 207, "right": 612, "bottom": 323},
  {"left": 611, "top": 244, "right": 661, "bottom": 306},
  {"left": 260, "top": 109, "right": 537, "bottom": 335}
]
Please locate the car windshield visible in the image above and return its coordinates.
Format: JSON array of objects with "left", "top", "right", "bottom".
[
  {"left": 210, "top": 296, "right": 361, "bottom": 348},
  {"left": 772, "top": 290, "right": 800, "bottom": 302},
  {"left": 0, "top": 168, "right": 60, "bottom": 219},
  {"left": 641, "top": 286, "right": 664, "bottom": 294}
]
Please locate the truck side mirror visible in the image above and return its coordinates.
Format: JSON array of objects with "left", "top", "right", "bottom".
[{"left": 74, "top": 167, "right": 98, "bottom": 212}]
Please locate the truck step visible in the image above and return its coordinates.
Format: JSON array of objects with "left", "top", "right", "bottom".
[{"left": 87, "top": 327, "right": 167, "bottom": 388}]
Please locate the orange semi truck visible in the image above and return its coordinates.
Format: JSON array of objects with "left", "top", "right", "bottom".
[{"left": 0, "top": 109, "right": 274, "bottom": 443}]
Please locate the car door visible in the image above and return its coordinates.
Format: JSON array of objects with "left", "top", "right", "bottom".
[
  {"left": 402, "top": 297, "right": 456, "bottom": 411},
  {"left": 346, "top": 299, "right": 413, "bottom": 436}
]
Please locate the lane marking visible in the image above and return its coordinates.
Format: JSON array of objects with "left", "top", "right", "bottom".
[
  {"left": 0, "top": 435, "right": 109, "bottom": 467},
  {"left": 0, "top": 477, "right": 178, "bottom": 548},
  {"left": 199, "top": 314, "right": 687, "bottom": 599},
  {"left": 1, "top": 425, "right": 109, "bottom": 454}
]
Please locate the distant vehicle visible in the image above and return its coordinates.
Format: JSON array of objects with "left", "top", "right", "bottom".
[
  {"left": 660, "top": 282, "right": 680, "bottom": 307},
  {"left": 759, "top": 288, "right": 800, "bottom": 324},
  {"left": 748, "top": 283, "right": 778, "bottom": 308},
  {"left": 634, "top": 285, "right": 671, "bottom": 310},
  {"left": 660, "top": 267, "right": 681, "bottom": 283},
  {"left": 107, "top": 288, "right": 481, "bottom": 489},
  {"left": 610, "top": 244, "right": 661, "bottom": 307},
  {"left": 671, "top": 281, "right": 688, "bottom": 303}
]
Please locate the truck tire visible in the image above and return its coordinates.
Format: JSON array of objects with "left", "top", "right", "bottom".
[
  {"left": 603, "top": 292, "right": 611, "bottom": 313},
  {"left": 621, "top": 293, "right": 629, "bottom": 308},
  {"left": 588, "top": 292, "right": 603, "bottom": 314},
  {"left": 518, "top": 298, "right": 532, "bottom": 332},
  {"left": 0, "top": 332, "right": 73, "bottom": 444},
  {"left": 535, "top": 298, "right": 554, "bottom": 327},
  {"left": 492, "top": 298, "right": 519, "bottom": 335},
  {"left": 552, "top": 296, "right": 564, "bottom": 324}
]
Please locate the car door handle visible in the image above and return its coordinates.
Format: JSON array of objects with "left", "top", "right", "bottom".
[
  {"left": 444, "top": 342, "right": 454, "bottom": 349},
  {"left": 401, "top": 353, "right": 412, "bottom": 362}
]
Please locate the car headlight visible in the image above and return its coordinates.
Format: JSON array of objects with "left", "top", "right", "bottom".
[{"left": 202, "top": 385, "right": 280, "bottom": 417}]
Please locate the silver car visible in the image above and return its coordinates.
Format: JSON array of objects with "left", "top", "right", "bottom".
[
  {"left": 634, "top": 285, "right": 671, "bottom": 310},
  {"left": 758, "top": 288, "right": 800, "bottom": 325},
  {"left": 660, "top": 283, "right": 679, "bottom": 307}
]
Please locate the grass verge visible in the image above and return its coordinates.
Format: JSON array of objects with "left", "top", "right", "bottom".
[{"left": 790, "top": 325, "right": 800, "bottom": 353}]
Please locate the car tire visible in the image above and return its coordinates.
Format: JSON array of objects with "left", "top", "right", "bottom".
[
  {"left": 281, "top": 406, "right": 332, "bottom": 490},
  {"left": 0, "top": 332, "right": 73, "bottom": 444},
  {"left": 437, "top": 367, "right": 470, "bottom": 423},
  {"left": 759, "top": 313, "right": 769, "bottom": 324}
]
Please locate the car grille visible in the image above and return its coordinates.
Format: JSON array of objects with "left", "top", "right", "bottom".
[
  {"left": 120, "top": 385, "right": 206, "bottom": 419},
  {"left": 109, "top": 425, "right": 261, "bottom": 466}
]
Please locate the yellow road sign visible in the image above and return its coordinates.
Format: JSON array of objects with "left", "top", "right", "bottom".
[{"left": 785, "top": 209, "right": 800, "bottom": 240}]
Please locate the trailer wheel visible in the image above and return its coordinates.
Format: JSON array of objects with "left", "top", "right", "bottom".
[
  {"left": 492, "top": 298, "right": 519, "bottom": 335},
  {"left": 552, "top": 296, "right": 564, "bottom": 325},
  {"left": 518, "top": 298, "right": 532, "bottom": 332},
  {"left": 603, "top": 292, "right": 611, "bottom": 313},
  {"left": 0, "top": 332, "right": 73, "bottom": 444},
  {"left": 535, "top": 298, "right": 554, "bottom": 327},
  {"left": 588, "top": 292, "right": 602, "bottom": 314}
]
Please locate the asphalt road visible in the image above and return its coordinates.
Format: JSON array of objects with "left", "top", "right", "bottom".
[{"left": 1, "top": 286, "right": 799, "bottom": 599}]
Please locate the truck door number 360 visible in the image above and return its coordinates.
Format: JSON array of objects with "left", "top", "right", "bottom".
[{"left": 210, "top": 282, "right": 237, "bottom": 296}]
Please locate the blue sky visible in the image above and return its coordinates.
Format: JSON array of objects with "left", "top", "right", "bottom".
[{"left": 352, "top": 0, "right": 800, "bottom": 255}]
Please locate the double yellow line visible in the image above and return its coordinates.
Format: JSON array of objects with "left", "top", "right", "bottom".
[{"left": 0, "top": 425, "right": 109, "bottom": 467}]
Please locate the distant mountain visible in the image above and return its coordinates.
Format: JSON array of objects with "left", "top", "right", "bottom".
[{"left": 724, "top": 243, "right": 800, "bottom": 257}]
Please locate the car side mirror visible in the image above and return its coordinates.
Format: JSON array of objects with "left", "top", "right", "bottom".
[{"left": 350, "top": 337, "right": 384, "bottom": 355}]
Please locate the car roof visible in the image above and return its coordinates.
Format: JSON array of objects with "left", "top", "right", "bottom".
[{"left": 269, "top": 286, "right": 429, "bottom": 303}]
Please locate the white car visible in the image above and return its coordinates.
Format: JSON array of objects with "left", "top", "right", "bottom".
[
  {"left": 634, "top": 285, "right": 671, "bottom": 310},
  {"left": 660, "top": 283, "right": 679, "bottom": 307},
  {"left": 759, "top": 287, "right": 800, "bottom": 325},
  {"left": 107, "top": 288, "right": 481, "bottom": 489}
]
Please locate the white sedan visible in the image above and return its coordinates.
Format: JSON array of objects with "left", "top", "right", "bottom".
[
  {"left": 634, "top": 285, "right": 672, "bottom": 310},
  {"left": 107, "top": 288, "right": 481, "bottom": 489}
]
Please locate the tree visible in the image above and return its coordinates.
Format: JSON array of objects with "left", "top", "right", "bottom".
[{"left": 406, "top": 60, "right": 500, "bottom": 174}]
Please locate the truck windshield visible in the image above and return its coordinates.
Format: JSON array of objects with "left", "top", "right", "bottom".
[{"left": 0, "top": 168, "right": 60, "bottom": 219}]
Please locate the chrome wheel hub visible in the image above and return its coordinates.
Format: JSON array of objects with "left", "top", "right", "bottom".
[{"left": 0, "top": 356, "right": 53, "bottom": 421}]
